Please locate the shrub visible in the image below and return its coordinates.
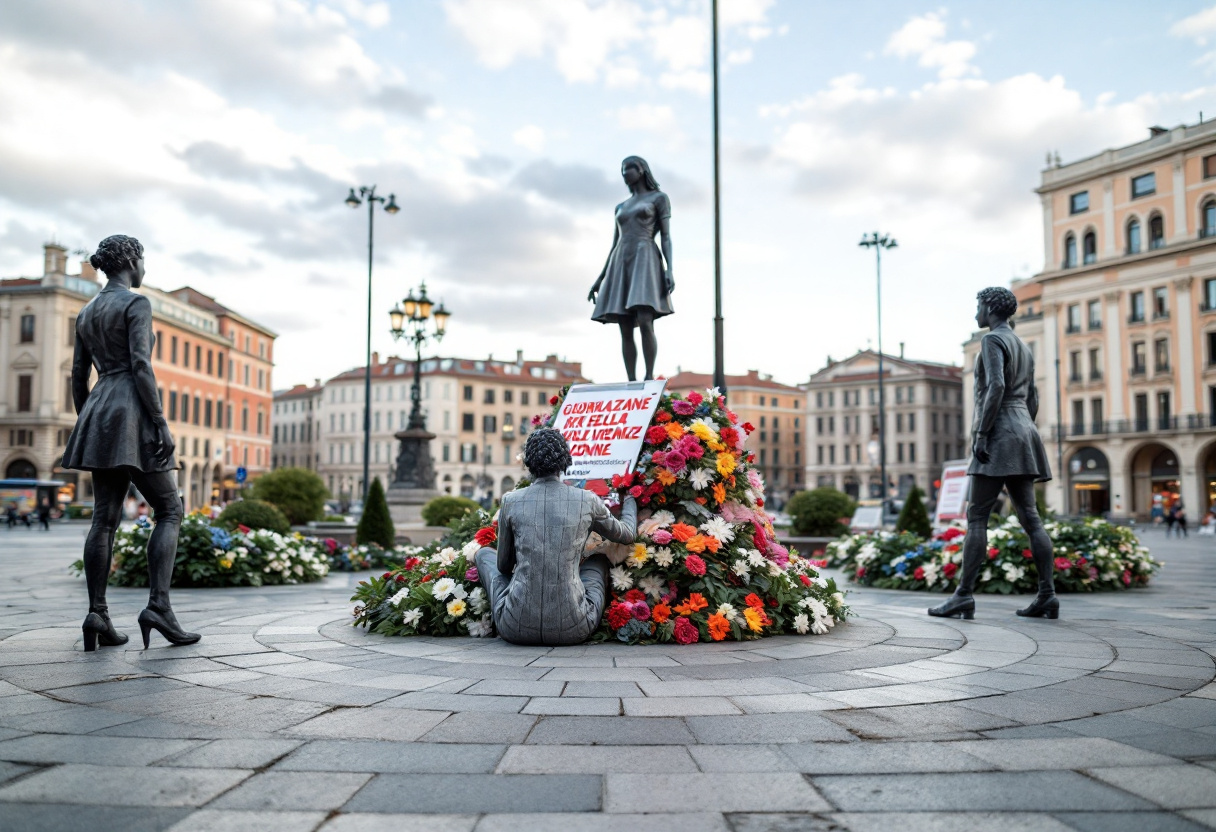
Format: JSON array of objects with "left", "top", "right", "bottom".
[
  {"left": 422, "top": 495, "right": 481, "bottom": 528},
  {"left": 896, "top": 486, "right": 932, "bottom": 538},
  {"left": 787, "top": 488, "right": 857, "bottom": 536},
  {"left": 357, "top": 478, "right": 395, "bottom": 547},
  {"left": 217, "top": 499, "right": 291, "bottom": 535},
  {"left": 251, "top": 467, "right": 328, "bottom": 525}
]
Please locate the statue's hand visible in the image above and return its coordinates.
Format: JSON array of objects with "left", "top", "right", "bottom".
[
  {"left": 587, "top": 286, "right": 598, "bottom": 304},
  {"left": 972, "top": 434, "right": 991, "bottom": 465},
  {"left": 665, "top": 271, "right": 675, "bottom": 295},
  {"left": 155, "top": 420, "right": 176, "bottom": 464}
]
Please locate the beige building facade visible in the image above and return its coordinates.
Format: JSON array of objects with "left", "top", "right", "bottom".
[
  {"left": 804, "top": 351, "right": 965, "bottom": 504},
  {"left": 272, "top": 382, "right": 322, "bottom": 471}
]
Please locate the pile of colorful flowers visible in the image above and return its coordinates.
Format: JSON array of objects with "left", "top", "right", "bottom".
[
  {"left": 826, "top": 516, "right": 1160, "bottom": 594},
  {"left": 351, "top": 387, "right": 848, "bottom": 643},
  {"left": 72, "top": 511, "right": 331, "bottom": 588},
  {"left": 325, "top": 541, "right": 413, "bottom": 573}
]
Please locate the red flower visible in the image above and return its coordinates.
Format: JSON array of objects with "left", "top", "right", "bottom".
[
  {"left": 673, "top": 616, "right": 699, "bottom": 644},
  {"left": 741, "top": 422, "right": 756, "bottom": 434},
  {"left": 238, "top": 524, "right": 252, "bottom": 534},
  {"left": 474, "top": 524, "right": 498, "bottom": 547},
  {"left": 633, "top": 602, "right": 651, "bottom": 621},
  {"left": 684, "top": 554, "right": 706, "bottom": 576},
  {"left": 799, "top": 574, "right": 812, "bottom": 587},
  {"left": 687, "top": 391, "right": 703, "bottom": 405},
  {"left": 856, "top": 566, "right": 866, "bottom": 578},
  {"left": 1122, "top": 570, "right": 1132, "bottom": 586},
  {"left": 395, "top": 574, "right": 406, "bottom": 583},
  {"left": 421, "top": 574, "right": 432, "bottom": 582},
  {"left": 629, "top": 485, "right": 644, "bottom": 498},
  {"left": 942, "top": 562, "right": 958, "bottom": 578},
  {"left": 624, "top": 589, "right": 646, "bottom": 603},
  {"left": 606, "top": 602, "right": 632, "bottom": 629},
  {"left": 549, "top": 395, "right": 559, "bottom": 405},
  {"left": 914, "top": 566, "right": 925, "bottom": 581},
  {"left": 656, "top": 411, "right": 672, "bottom": 423},
  {"left": 987, "top": 547, "right": 999, "bottom": 560},
  {"left": 720, "top": 426, "right": 740, "bottom": 447},
  {"left": 940, "top": 527, "right": 964, "bottom": 541},
  {"left": 437, "top": 570, "right": 447, "bottom": 577},
  {"left": 1022, "top": 548, "right": 1033, "bottom": 559},
  {"left": 767, "top": 598, "right": 778, "bottom": 607},
  {"left": 382, "top": 572, "right": 392, "bottom": 580},
  {"left": 726, "top": 409, "right": 739, "bottom": 424},
  {"left": 744, "top": 593, "right": 764, "bottom": 610},
  {"left": 404, "top": 557, "right": 421, "bottom": 570},
  {"left": 755, "top": 498, "right": 765, "bottom": 508}
]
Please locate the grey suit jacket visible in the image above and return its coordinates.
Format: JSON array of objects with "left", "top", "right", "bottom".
[
  {"left": 493, "top": 477, "right": 637, "bottom": 645},
  {"left": 968, "top": 322, "right": 1052, "bottom": 482}
]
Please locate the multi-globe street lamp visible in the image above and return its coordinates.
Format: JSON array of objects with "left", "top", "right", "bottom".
[
  {"left": 345, "top": 185, "right": 399, "bottom": 502},
  {"left": 859, "top": 232, "right": 898, "bottom": 512}
]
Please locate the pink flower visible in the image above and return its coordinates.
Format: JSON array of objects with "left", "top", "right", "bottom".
[
  {"left": 650, "top": 451, "right": 667, "bottom": 467},
  {"left": 465, "top": 567, "right": 479, "bottom": 582},
  {"left": 676, "top": 434, "right": 704, "bottom": 459},
  {"left": 684, "top": 554, "right": 706, "bottom": 576},
  {"left": 746, "top": 470, "right": 764, "bottom": 491},
  {"left": 664, "top": 450, "right": 687, "bottom": 473},
  {"left": 672, "top": 400, "right": 696, "bottom": 415},
  {"left": 1122, "top": 570, "right": 1132, "bottom": 586},
  {"left": 629, "top": 485, "right": 644, "bottom": 498},
  {"left": 673, "top": 616, "right": 699, "bottom": 644},
  {"left": 1055, "top": 557, "right": 1072, "bottom": 571},
  {"left": 632, "top": 602, "right": 651, "bottom": 621},
  {"left": 651, "top": 529, "right": 673, "bottom": 545},
  {"left": 531, "top": 414, "right": 544, "bottom": 426}
]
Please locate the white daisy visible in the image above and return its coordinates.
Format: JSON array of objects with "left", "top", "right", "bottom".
[
  {"left": 609, "top": 566, "right": 634, "bottom": 591},
  {"left": 402, "top": 608, "right": 422, "bottom": 626},
  {"left": 700, "top": 517, "right": 735, "bottom": 543},
  {"left": 688, "top": 469, "right": 714, "bottom": 491},
  {"left": 465, "top": 615, "right": 493, "bottom": 637},
  {"left": 652, "top": 547, "right": 675, "bottom": 567},
  {"left": 746, "top": 549, "right": 767, "bottom": 568},
  {"left": 717, "top": 603, "right": 738, "bottom": 622},
  {"left": 639, "top": 575, "right": 665, "bottom": 600},
  {"left": 794, "top": 613, "right": 810, "bottom": 634},
  {"left": 732, "top": 559, "right": 750, "bottom": 577},
  {"left": 462, "top": 539, "right": 481, "bottom": 558},
  {"left": 431, "top": 577, "right": 457, "bottom": 601}
]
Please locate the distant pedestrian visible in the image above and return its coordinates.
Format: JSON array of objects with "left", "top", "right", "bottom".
[
  {"left": 37, "top": 500, "right": 51, "bottom": 531},
  {"left": 5, "top": 504, "right": 16, "bottom": 529},
  {"left": 1165, "top": 503, "right": 1177, "bottom": 536},
  {"left": 1176, "top": 504, "right": 1188, "bottom": 538}
]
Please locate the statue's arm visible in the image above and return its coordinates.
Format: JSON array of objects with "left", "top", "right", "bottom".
[
  {"left": 70, "top": 322, "right": 92, "bottom": 414},
  {"left": 496, "top": 503, "right": 517, "bottom": 577},
  {"left": 657, "top": 194, "right": 673, "bottom": 293},
  {"left": 1028, "top": 371, "right": 1040, "bottom": 421},
  {"left": 589, "top": 223, "right": 620, "bottom": 301},
  {"left": 590, "top": 494, "right": 637, "bottom": 545},
  {"left": 126, "top": 297, "right": 167, "bottom": 424},
  {"left": 974, "top": 335, "right": 1007, "bottom": 438}
]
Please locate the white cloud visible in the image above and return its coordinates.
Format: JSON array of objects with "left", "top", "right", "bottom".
[
  {"left": 1171, "top": 4, "right": 1216, "bottom": 44},
  {"left": 616, "top": 103, "right": 680, "bottom": 135},
  {"left": 660, "top": 69, "right": 712, "bottom": 95},
  {"left": 885, "top": 11, "right": 978, "bottom": 80},
  {"left": 331, "top": 0, "right": 391, "bottom": 28},
  {"left": 513, "top": 124, "right": 547, "bottom": 152}
]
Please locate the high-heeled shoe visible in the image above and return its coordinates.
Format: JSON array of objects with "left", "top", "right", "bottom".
[
  {"left": 1016, "top": 594, "right": 1060, "bottom": 619},
  {"left": 927, "top": 594, "right": 975, "bottom": 619},
  {"left": 82, "top": 611, "right": 129, "bottom": 652},
  {"left": 138, "top": 607, "right": 201, "bottom": 649}
]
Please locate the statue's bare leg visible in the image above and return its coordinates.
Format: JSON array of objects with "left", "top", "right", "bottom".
[
  {"left": 636, "top": 308, "right": 657, "bottom": 381},
  {"left": 619, "top": 319, "right": 638, "bottom": 381}
]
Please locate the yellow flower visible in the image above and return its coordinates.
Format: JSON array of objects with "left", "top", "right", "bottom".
[
  {"left": 690, "top": 422, "right": 716, "bottom": 443},
  {"left": 743, "top": 606, "right": 765, "bottom": 632},
  {"left": 627, "top": 544, "right": 650, "bottom": 568},
  {"left": 447, "top": 599, "right": 467, "bottom": 617},
  {"left": 218, "top": 558, "right": 233, "bottom": 570},
  {"left": 716, "top": 451, "right": 737, "bottom": 478},
  {"left": 707, "top": 440, "right": 726, "bottom": 452}
]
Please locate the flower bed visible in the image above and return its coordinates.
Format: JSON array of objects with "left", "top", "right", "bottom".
[
  {"left": 826, "top": 517, "right": 1160, "bottom": 593},
  {"left": 352, "top": 388, "right": 848, "bottom": 643},
  {"left": 325, "top": 541, "right": 412, "bottom": 573},
  {"left": 73, "top": 512, "right": 330, "bottom": 588}
]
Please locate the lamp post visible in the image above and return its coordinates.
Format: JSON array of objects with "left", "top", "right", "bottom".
[
  {"left": 345, "top": 185, "right": 399, "bottom": 502},
  {"left": 859, "top": 232, "right": 897, "bottom": 513},
  {"left": 711, "top": 0, "right": 726, "bottom": 396},
  {"left": 387, "top": 283, "right": 450, "bottom": 514}
]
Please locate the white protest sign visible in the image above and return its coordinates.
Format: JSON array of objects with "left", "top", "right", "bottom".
[
  {"left": 552, "top": 380, "right": 667, "bottom": 481},
  {"left": 934, "top": 459, "right": 971, "bottom": 526}
]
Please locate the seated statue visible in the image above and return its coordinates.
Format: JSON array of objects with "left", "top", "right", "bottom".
[{"left": 475, "top": 428, "right": 638, "bottom": 645}]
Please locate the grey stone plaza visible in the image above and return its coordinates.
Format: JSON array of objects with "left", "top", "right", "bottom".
[{"left": 0, "top": 524, "right": 1213, "bottom": 831}]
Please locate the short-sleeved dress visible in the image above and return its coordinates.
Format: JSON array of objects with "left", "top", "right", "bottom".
[
  {"left": 592, "top": 190, "right": 674, "bottom": 324},
  {"left": 62, "top": 285, "right": 176, "bottom": 473}
]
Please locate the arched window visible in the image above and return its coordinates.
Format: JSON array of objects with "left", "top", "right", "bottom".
[
  {"left": 1063, "top": 233, "right": 1077, "bottom": 268},
  {"left": 1083, "top": 231, "right": 1097, "bottom": 265},
  {"left": 1203, "top": 200, "right": 1216, "bottom": 238},
  {"left": 1149, "top": 214, "right": 1165, "bottom": 249},
  {"left": 1126, "top": 218, "right": 1141, "bottom": 254}
]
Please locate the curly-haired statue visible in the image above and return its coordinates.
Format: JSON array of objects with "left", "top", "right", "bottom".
[
  {"left": 63, "top": 235, "right": 200, "bottom": 651},
  {"left": 929, "top": 287, "right": 1056, "bottom": 621},
  {"left": 588, "top": 156, "right": 673, "bottom": 381},
  {"left": 474, "top": 428, "right": 638, "bottom": 645}
]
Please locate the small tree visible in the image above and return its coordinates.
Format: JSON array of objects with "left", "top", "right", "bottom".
[
  {"left": 217, "top": 499, "right": 292, "bottom": 535},
  {"left": 357, "top": 477, "right": 395, "bottom": 547},
  {"left": 422, "top": 495, "right": 481, "bottom": 528},
  {"left": 896, "top": 486, "right": 932, "bottom": 538},
  {"left": 786, "top": 487, "right": 857, "bottom": 537},
  {"left": 251, "top": 467, "right": 328, "bottom": 526}
]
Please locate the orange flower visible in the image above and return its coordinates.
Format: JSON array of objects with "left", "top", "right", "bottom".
[
  {"left": 707, "top": 612, "right": 730, "bottom": 641},
  {"left": 694, "top": 497, "right": 707, "bottom": 505},
  {"left": 684, "top": 534, "right": 708, "bottom": 553},
  {"left": 744, "top": 593, "right": 764, "bottom": 610},
  {"left": 652, "top": 602, "right": 671, "bottom": 624},
  {"left": 712, "top": 482, "right": 726, "bottom": 504},
  {"left": 665, "top": 422, "right": 686, "bottom": 441},
  {"left": 674, "top": 593, "right": 709, "bottom": 615},
  {"left": 655, "top": 468, "right": 677, "bottom": 486},
  {"left": 670, "top": 523, "right": 697, "bottom": 542},
  {"left": 702, "top": 535, "right": 721, "bottom": 554},
  {"left": 743, "top": 606, "right": 766, "bottom": 632}
]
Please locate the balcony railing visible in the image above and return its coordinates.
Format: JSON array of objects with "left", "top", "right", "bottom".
[{"left": 1052, "top": 414, "right": 1216, "bottom": 439}]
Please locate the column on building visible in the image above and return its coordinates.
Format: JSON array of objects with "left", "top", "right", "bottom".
[
  {"left": 1042, "top": 302, "right": 1067, "bottom": 512},
  {"left": 1103, "top": 290, "right": 1129, "bottom": 516}
]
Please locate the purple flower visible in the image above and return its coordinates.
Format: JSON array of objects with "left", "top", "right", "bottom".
[
  {"left": 465, "top": 567, "right": 479, "bottom": 582},
  {"left": 672, "top": 400, "right": 696, "bottom": 415},
  {"left": 663, "top": 449, "right": 687, "bottom": 473}
]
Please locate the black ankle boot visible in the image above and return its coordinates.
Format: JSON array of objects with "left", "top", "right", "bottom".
[
  {"left": 82, "top": 610, "right": 129, "bottom": 652},
  {"left": 138, "top": 606, "right": 201, "bottom": 649},
  {"left": 927, "top": 594, "right": 975, "bottom": 619},
  {"left": 1016, "top": 594, "right": 1060, "bottom": 619}
]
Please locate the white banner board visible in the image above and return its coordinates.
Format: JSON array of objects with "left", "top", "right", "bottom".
[
  {"left": 934, "top": 459, "right": 971, "bottom": 526},
  {"left": 552, "top": 380, "right": 667, "bottom": 481}
]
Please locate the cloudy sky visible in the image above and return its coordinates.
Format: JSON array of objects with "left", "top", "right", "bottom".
[{"left": 3, "top": 0, "right": 1216, "bottom": 390}]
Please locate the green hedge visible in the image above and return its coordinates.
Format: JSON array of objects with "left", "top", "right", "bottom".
[
  {"left": 217, "top": 499, "right": 292, "bottom": 535},
  {"left": 251, "top": 467, "right": 329, "bottom": 525},
  {"left": 422, "top": 495, "right": 480, "bottom": 528},
  {"left": 786, "top": 488, "right": 856, "bottom": 536}
]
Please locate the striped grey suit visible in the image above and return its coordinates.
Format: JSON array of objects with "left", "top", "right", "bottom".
[{"left": 475, "top": 477, "right": 637, "bottom": 645}]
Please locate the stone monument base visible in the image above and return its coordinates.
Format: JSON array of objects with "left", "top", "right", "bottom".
[{"left": 386, "top": 485, "right": 439, "bottom": 526}]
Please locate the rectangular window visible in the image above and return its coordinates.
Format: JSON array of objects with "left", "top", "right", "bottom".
[
  {"left": 1072, "top": 399, "right": 1085, "bottom": 433},
  {"left": 932, "top": 412, "right": 939, "bottom": 433},
  {"left": 909, "top": 443, "right": 916, "bottom": 463},
  {"left": 462, "top": 413, "right": 474, "bottom": 432},
  {"left": 1066, "top": 304, "right": 1081, "bottom": 332},
  {"left": 1129, "top": 291, "right": 1145, "bottom": 323},
  {"left": 207, "top": 350, "right": 213, "bottom": 374},
  {"left": 155, "top": 330, "right": 163, "bottom": 360},
  {"left": 1155, "top": 338, "right": 1170, "bottom": 372},
  {"left": 19, "top": 314, "right": 34, "bottom": 343},
  {"left": 1089, "top": 347, "right": 1102, "bottom": 379},
  {"left": 1205, "top": 154, "right": 1216, "bottom": 179},
  {"left": 442, "top": 443, "right": 451, "bottom": 462},
  {"left": 181, "top": 394, "right": 189, "bottom": 424},
  {"left": 759, "top": 396, "right": 767, "bottom": 406},
  {"left": 1135, "top": 393, "right": 1149, "bottom": 431},
  {"left": 1069, "top": 191, "right": 1089, "bottom": 214},
  {"left": 171, "top": 336, "right": 178, "bottom": 364},
  {"left": 1069, "top": 350, "right": 1082, "bottom": 382},
  {"left": 1091, "top": 397, "right": 1104, "bottom": 433},
  {"left": 217, "top": 353, "right": 225, "bottom": 378},
  {"left": 760, "top": 448, "right": 767, "bottom": 465},
  {"left": 16, "top": 375, "right": 32, "bottom": 411},
  {"left": 482, "top": 415, "right": 497, "bottom": 434},
  {"left": 816, "top": 446, "right": 823, "bottom": 465},
  {"left": 484, "top": 388, "right": 495, "bottom": 404},
  {"left": 1132, "top": 341, "right": 1146, "bottom": 374},
  {"left": 897, "top": 442, "right": 904, "bottom": 463},
  {"left": 195, "top": 345, "right": 201, "bottom": 370},
  {"left": 844, "top": 444, "right": 851, "bottom": 463},
  {"left": 1209, "top": 332, "right": 1216, "bottom": 366},
  {"left": 816, "top": 392, "right": 823, "bottom": 408},
  {"left": 463, "top": 385, "right": 473, "bottom": 401},
  {"left": 827, "top": 416, "right": 834, "bottom": 434},
  {"left": 932, "top": 442, "right": 939, "bottom": 463},
  {"left": 1154, "top": 287, "right": 1169, "bottom": 318},
  {"left": 895, "top": 387, "right": 904, "bottom": 404},
  {"left": 1087, "top": 300, "right": 1101, "bottom": 329},
  {"left": 1131, "top": 172, "right": 1156, "bottom": 198},
  {"left": 193, "top": 396, "right": 201, "bottom": 426},
  {"left": 504, "top": 390, "right": 513, "bottom": 404},
  {"left": 896, "top": 413, "right": 904, "bottom": 433},
  {"left": 828, "top": 445, "right": 835, "bottom": 464},
  {"left": 908, "top": 413, "right": 916, "bottom": 432},
  {"left": 520, "top": 391, "right": 530, "bottom": 406},
  {"left": 169, "top": 391, "right": 178, "bottom": 420},
  {"left": 1157, "top": 391, "right": 1172, "bottom": 429},
  {"left": 182, "top": 341, "right": 190, "bottom": 369}
]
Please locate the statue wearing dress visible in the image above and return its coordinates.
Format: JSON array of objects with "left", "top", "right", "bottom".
[
  {"left": 588, "top": 156, "right": 674, "bottom": 381},
  {"left": 64, "top": 234, "right": 200, "bottom": 651},
  {"left": 929, "top": 287, "right": 1057, "bottom": 621},
  {"left": 475, "top": 429, "right": 638, "bottom": 645}
]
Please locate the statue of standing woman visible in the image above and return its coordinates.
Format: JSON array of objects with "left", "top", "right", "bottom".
[
  {"left": 588, "top": 156, "right": 673, "bottom": 381},
  {"left": 64, "top": 235, "right": 200, "bottom": 651}
]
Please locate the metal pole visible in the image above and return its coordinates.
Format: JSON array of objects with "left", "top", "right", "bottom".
[
  {"left": 362, "top": 192, "right": 374, "bottom": 502},
  {"left": 711, "top": 0, "right": 726, "bottom": 396},
  {"left": 1054, "top": 353, "right": 1064, "bottom": 509},
  {"left": 410, "top": 332, "right": 424, "bottom": 430},
  {"left": 876, "top": 242, "right": 886, "bottom": 510}
]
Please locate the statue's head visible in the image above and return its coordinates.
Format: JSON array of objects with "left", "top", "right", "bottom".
[
  {"left": 523, "top": 428, "right": 572, "bottom": 479},
  {"left": 976, "top": 286, "right": 1017, "bottom": 329},
  {"left": 621, "top": 156, "right": 660, "bottom": 193},
  {"left": 90, "top": 235, "right": 145, "bottom": 287}
]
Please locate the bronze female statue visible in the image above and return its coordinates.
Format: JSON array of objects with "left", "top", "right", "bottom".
[
  {"left": 588, "top": 156, "right": 673, "bottom": 381},
  {"left": 929, "top": 287, "right": 1056, "bottom": 621},
  {"left": 64, "top": 235, "right": 200, "bottom": 651}
]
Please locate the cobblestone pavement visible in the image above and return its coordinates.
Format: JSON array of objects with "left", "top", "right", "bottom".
[{"left": 0, "top": 524, "right": 1214, "bottom": 831}]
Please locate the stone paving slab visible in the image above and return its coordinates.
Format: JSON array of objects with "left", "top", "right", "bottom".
[{"left": 343, "top": 773, "right": 603, "bottom": 813}]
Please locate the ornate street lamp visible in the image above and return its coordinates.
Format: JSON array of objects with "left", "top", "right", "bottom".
[
  {"left": 859, "top": 232, "right": 897, "bottom": 513},
  {"left": 387, "top": 282, "right": 451, "bottom": 503},
  {"left": 345, "top": 185, "right": 399, "bottom": 502}
]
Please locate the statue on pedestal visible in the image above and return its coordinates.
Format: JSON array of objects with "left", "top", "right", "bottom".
[
  {"left": 929, "top": 287, "right": 1057, "bottom": 621},
  {"left": 63, "top": 235, "right": 200, "bottom": 651},
  {"left": 588, "top": 156, "right": 673, "bottom": 381}
]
